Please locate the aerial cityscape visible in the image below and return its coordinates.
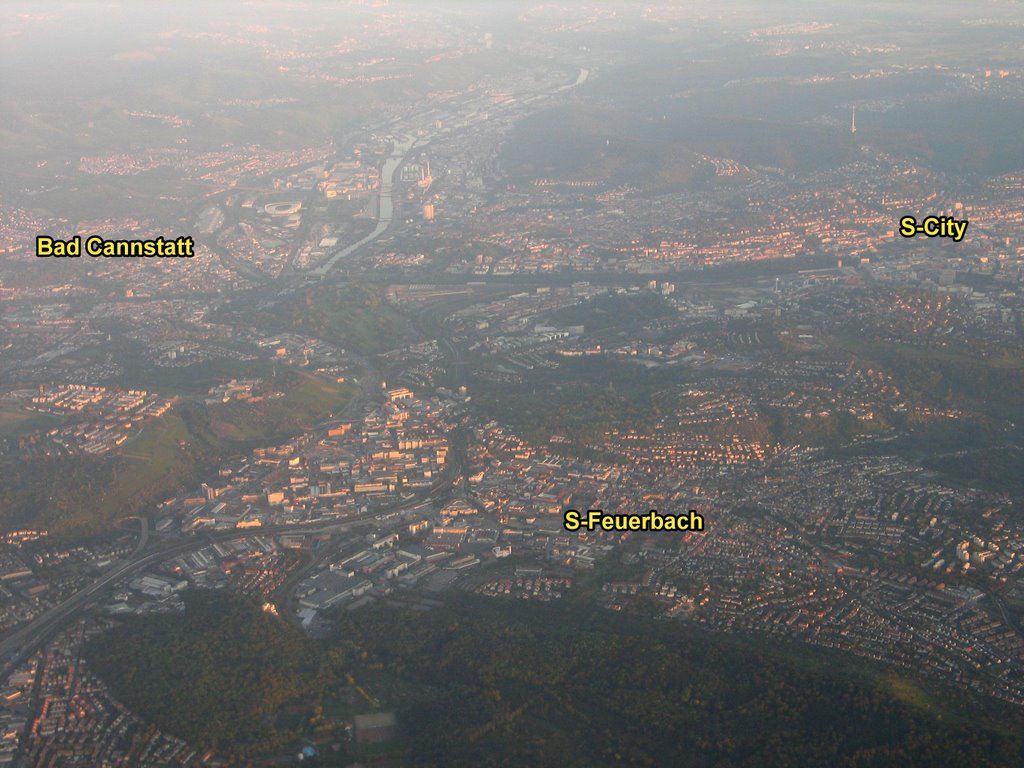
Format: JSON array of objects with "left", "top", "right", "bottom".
[{"left": 1, "top": 1, "right": 1023, "bottom": 765}]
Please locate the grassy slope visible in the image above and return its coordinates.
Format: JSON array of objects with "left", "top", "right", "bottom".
[
  {"left": 0, "top": 406, "right": 61, "bottom": 439},
  {"left": 0, "top": 372, "right": 354, "bottom": 535},
  {"left": 114, "top": 372, "right": 355, "bottom": 510}
]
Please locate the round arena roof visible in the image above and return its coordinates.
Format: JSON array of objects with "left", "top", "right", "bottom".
[{"left": 264, "top": 201, "right": 302, "bottom": 216}]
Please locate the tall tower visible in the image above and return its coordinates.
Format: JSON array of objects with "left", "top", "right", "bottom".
[
  {"left": 850, "top": 107, "right": 857, "bottom": 135},
  {"left": 417, "top": 158, "right": 433, "bottom": 190}
]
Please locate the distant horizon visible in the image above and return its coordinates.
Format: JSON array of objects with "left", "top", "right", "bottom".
[{"left": 1, "top": 2, "right": 1023, "bottom": 765}]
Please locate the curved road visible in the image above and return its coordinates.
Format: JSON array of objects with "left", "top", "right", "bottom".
[
  {"left": 0, "top": 442, "right": 463, "bottom": 676},
  {"left": 0, "top": 518, "right": 373, "bottom": 672}
]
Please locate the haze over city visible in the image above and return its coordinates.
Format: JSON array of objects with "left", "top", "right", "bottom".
[{"left": 1, "top": 1, "right": 1023, "bottom": 765}]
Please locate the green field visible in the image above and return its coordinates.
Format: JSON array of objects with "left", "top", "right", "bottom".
[
  {"left": 205, "top": 373, "right": 356, "bottom": 444},
  {"left": 210, "top": 284, "right": 407, "bottom": 356},
  {"left": 0, "top": 406, "right": 60, "bottom": 439},
  {"left": 115, "top": 357, "right": 276, "bottom": 396},
  {"left": 113, "top": 372, "right": 354, "bottom": 519},
  {"left": 109, "top": 412, "right": 204, "bottom": 511}
]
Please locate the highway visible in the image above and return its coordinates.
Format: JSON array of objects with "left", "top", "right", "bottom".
[
  {"left": 0, "top": 516, "right": 387, "bottom": 674},
  {"left": 0, "top": 435, "right": 462, "bottom": 677},
  {"left": 0, "top": 63, "right": 596, "bottom": 674}
]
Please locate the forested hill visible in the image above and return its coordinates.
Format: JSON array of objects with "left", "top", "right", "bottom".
[
  {"left": 333, "top": 596, "right": 1024, "bottom": 768},
  {"left": 84, "top": 589, "right": 328, "bottom": 758},
  {"left": 82, "top": 589, "right": 1024, "bottom": 765}
]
